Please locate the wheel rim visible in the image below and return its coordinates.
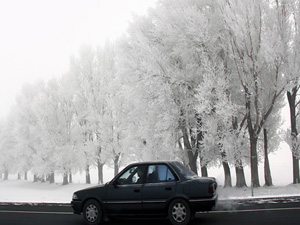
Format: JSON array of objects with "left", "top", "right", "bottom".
[
  {"left": 172, "top": 202, "right": 187, "bottom": 223},
  {"left": 86, "top": 204, "right": 98, "bottom": 223}
]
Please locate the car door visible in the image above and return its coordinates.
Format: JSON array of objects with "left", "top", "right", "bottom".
[
  {"left": 142, "top": 164, "right": 177, "bottom": 215},
  {"left": 106, "top": 165, "right": 146, "bottom": 215}
]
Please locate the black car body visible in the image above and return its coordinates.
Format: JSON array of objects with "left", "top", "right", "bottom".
[{"left": 71, "top": 161, "right": 217, "bottom": 225}]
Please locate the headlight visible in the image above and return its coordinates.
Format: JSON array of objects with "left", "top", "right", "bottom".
[{"left": 72, "top": 193, "right": 78, "bottom": 200}]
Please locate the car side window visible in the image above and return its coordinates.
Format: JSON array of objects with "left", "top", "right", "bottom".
[
  {"left": 146, "top": 164, "right": 176, "bottom": 183},
  {"left": 116, "top": 165, "right": 146, "bottom": 185}
]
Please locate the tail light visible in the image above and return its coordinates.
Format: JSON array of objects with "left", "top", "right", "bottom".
[{"left": 208, "top": 183, "right": 217, "bottom": 194}]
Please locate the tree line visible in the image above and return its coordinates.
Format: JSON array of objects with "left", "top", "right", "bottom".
[{"left": 1, "top": 0, "right": 300, "bottom": 187}]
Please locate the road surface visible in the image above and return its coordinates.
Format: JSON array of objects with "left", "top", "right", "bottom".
[{"left": 0, "top": 197, "right": 300, "bottom": 225}]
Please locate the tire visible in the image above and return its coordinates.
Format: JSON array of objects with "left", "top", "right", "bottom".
[
  {"left": 83, "top": 199, "right": 103, "bottom": 225},
  {"left": 168, "top": 199, "right": 191, "bottom": 225}
]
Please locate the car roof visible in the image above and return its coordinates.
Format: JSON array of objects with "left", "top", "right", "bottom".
[{"left": 128, "top": 161, "right": 180, "bottom": 166}]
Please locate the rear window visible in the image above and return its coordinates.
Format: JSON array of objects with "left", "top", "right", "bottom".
[{"left": 173, "top": 162, "right": 198, "bottom": 179}]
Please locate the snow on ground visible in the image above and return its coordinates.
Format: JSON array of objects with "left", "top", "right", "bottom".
[
  {"left": 0, "top": 179, "right": 299, "bottom": 203},
  {"left": 218, "top": 184, "right": 300, "bottom": 200},
  {"left": 0, "top": 179, "right": 94, "bottom": 203}
]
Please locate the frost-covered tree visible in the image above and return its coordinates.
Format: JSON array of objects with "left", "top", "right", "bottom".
[
  {"left": 195, "top": 57, "right": 249, "bottom": 187},
  {"left": 96, "top": 42, "right": 128, "bottom": 176},
  {"left": 32, "top": 78, "right": 75, "bottom": 185},
  {"left": 13, "top": 81, "right": 45, "bottom": 181},
  {"left": 195, "top": 63, "right": 232, "bottom": 186},
  {"left": 0, "top": 111, "right": 18, "bottom": 180},
  {"left": 119, "top": 0, "right": 225, "bottom": 174},
  {"left": 221, "top": 0, "right": 287, "bottom": 187},
  {"left": 69, "top": 42, "right": 125, "bottom": 180},
  {"left": 281, "top": 0, "right": 300, "bottom": 184},
  {"left": 69, "top": 45, "right": 101, "bottom": 183}
]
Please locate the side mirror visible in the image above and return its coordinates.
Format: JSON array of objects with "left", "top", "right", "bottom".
[{"left": 112, "top": 180, "right": 118, "bottom": 188}]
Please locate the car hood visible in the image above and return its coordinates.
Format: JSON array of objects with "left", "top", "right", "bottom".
[
  {"left": 77, "top": 184, "right": 106, "bottom": 192},
  {"left": 74, "top": 184, "right": 107, "bottom": 200}
]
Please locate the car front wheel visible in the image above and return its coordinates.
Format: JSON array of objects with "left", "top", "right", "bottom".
[
  {"left": 168, "top": 199, "right": 191, "bottom": 225},
  {"left": 83, "top": 199, "right": 102, "bottom": 225}
]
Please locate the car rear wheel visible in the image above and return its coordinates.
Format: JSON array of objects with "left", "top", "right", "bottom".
[
  {"left": 168, "top": 199, "right": 191, "bottom": 225},
  {"left": 83, "top": 199, "right": 102, "bottom": 225}
]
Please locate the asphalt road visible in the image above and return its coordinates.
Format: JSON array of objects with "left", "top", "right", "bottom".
[{"left": 0, "top": 197, "right": 300, "bottom": 225}]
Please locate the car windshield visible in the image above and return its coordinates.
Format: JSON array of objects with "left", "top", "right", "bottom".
[{"left": 174, "top": 162, "right": 199, "bottom": 179}]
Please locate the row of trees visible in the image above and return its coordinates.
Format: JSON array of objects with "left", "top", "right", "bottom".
[{"left": 1, "top": 0, "right": 300, "bottom": 187}]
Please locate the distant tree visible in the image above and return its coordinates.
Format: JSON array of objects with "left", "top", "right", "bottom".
[
  {"left": 96, "top": 42, "right": 126, "bottom": 176},
  {"left": 13, "top": 81, "right": 45, "bottom": 181},
  {"left": 69, "top": 45, "right": 100, "bottom": 184},
  {"left": 68, "top": 42, "right": 124, "bottom": 180},
  {"left": 32, "top": 78, "right": 75, "bottom": 185},
  {"left": 0, "top": 112, "right": 18, "bottom": 180}
]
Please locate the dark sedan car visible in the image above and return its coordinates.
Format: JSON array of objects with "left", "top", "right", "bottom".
[{"left": 71, "top": 161, "right": 217, "bottom": 225}]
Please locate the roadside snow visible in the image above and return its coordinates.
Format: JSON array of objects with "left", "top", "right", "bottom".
[
  {"left": 0, "top": 180, "right": 94, "bottom": 203},
  {"left": 0, "top": 179, "right": 299, "bottom": 203},
  {"left": 217, "top": 184, "right": 300, "bottom": 200}
]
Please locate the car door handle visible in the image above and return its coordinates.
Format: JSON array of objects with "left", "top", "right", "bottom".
[
  {"left": 165, "top": 187, "right": 172, "bottom": 191},
  {"left": 134, "top": 189, "right": 141, "bottom": 193}
]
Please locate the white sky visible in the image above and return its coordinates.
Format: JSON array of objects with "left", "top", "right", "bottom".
[{"left": 0, "top": 0, "right": 157, "bottom": 119}]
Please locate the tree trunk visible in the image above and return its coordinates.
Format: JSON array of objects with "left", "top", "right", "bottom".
[
  {"left": 187, "top": 150, "right": 198, "bottom": 175},
  {"left": 232, "top": 117, "right": 247, "bottom": 187},
  {"left": 249, "top": 135, "right": 260, "bottom": 187},
  {"left": 248, "top": 136, "right": 260, "bottom": 188},
  {"left": 24, "top": 172, "right": 28, "bottom": 181},
  {"left": 48, "top": 173, "right": 55, "bottom": 184},
  {"left": 245, "top": 88, "right": 260, "bottom": 188},
  {"left": 292, "top": 155, "right": 300, "bottom": 184},
  {"left": 69, "top": 173, "right": 72, "bottom": 184},
  {"left": 86, "top": 165, "right": 91, "bottom": 184},
  {"left": 235, "top": 166, "right": 247, "bottom": 187},
  {"left": 199, "top": 151, "right": 208, "bottom": 177},
  {"left": 33, "top": 174, "right": 38, "bottom": 182},
  {"left": 4, "top": 170, "right": 8, "bottom": 180},
  {"left": 62, "top": 173, "right": 69, "bottom": 185},
  {"left": 222, "top": 161, "right": 232, "bottom": 187},
  {"left": 182, "top": 127, "right": 198, "bottom": 174},
  {"left": 201, "top": 165, "right": 208, "bottom": 177},
  {"left": 97, "top": 161, "right": 104, "bottom": 184},
  {"left": 264, "top": 128, "right": 273, "bottom": 186},
  {"left": 287, "top": 89, "right": 300, "bottom": 184},
  {"left": 114, "top": 153, "right": 121, "bottom": 176}
]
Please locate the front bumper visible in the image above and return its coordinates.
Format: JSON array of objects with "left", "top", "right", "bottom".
[{"left": 71, "top": 200, "right": 83, "bottom": 214}]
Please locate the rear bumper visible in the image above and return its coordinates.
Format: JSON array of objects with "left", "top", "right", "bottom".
[
  {"left": 189, "top": 194, "right": 218, "bottom": 212},
  {"left": 71, "top": 200, "right": 83, "bottom": 214}
]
